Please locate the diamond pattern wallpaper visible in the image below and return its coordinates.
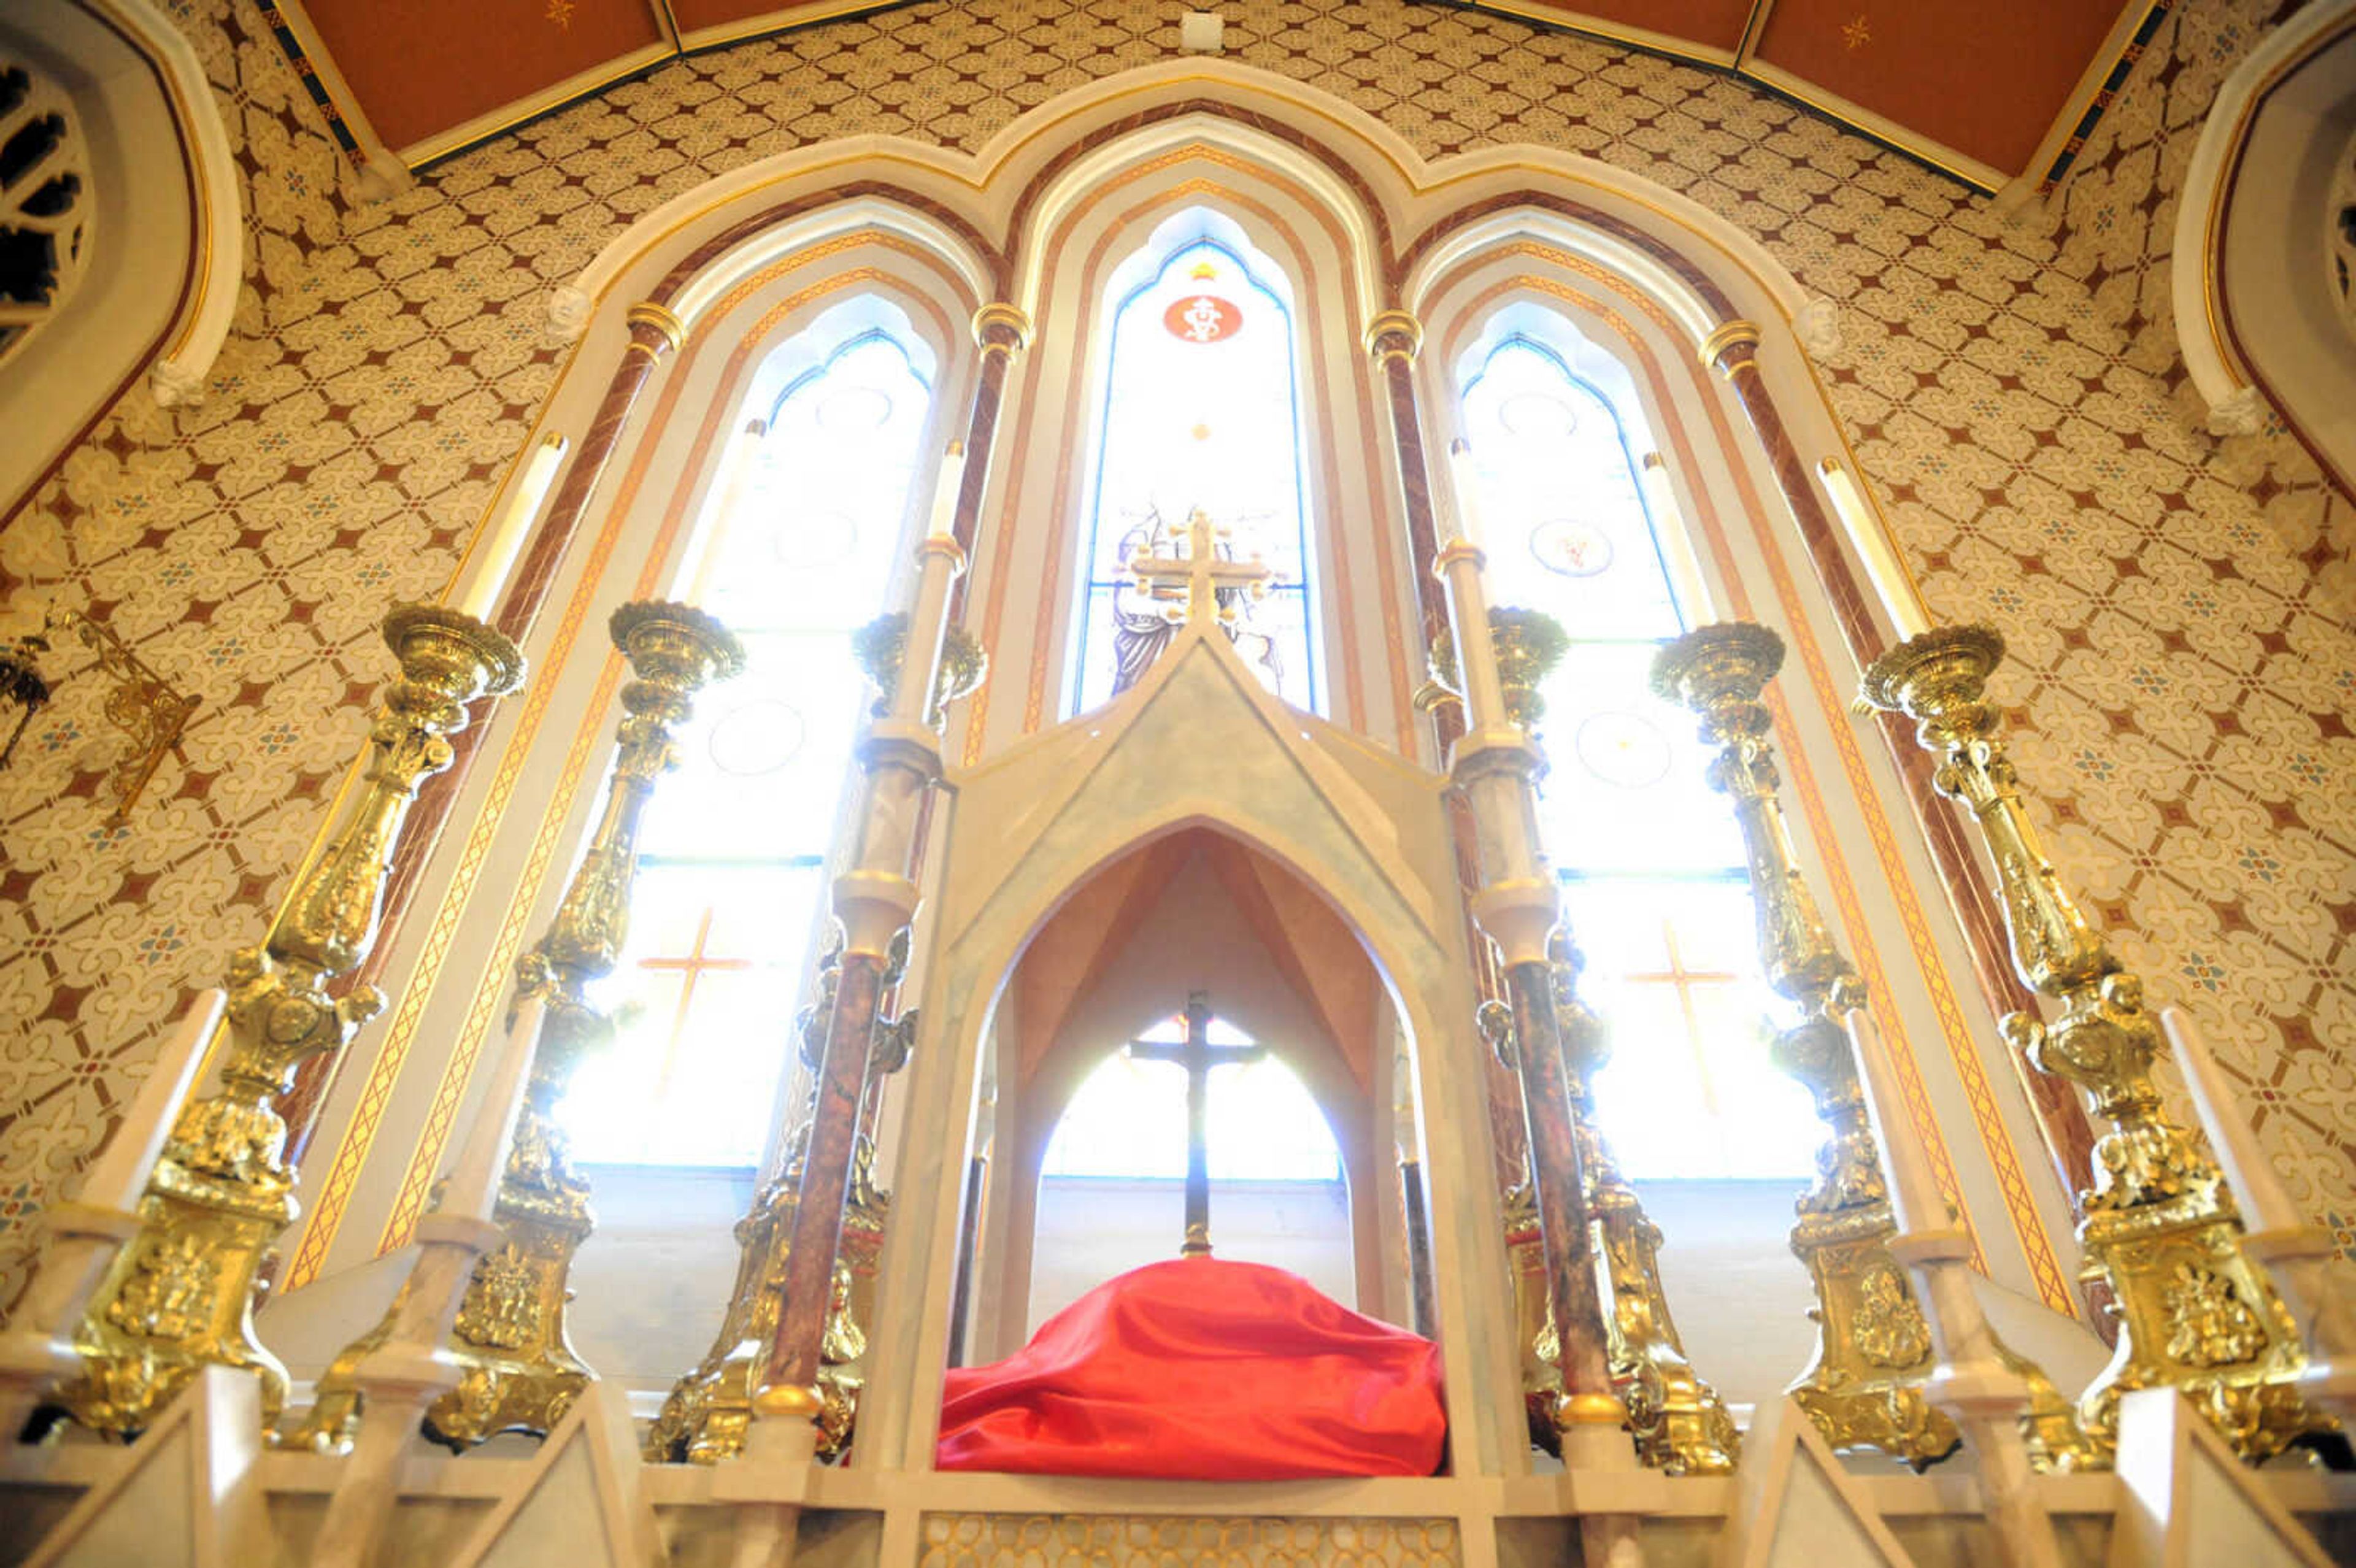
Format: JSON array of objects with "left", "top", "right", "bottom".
[{"left": 0, "top": 0, "right": 2348, "bottom": 1318}]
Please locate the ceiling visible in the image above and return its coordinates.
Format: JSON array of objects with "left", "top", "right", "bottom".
[{"left": 280, "top": 0, "right": 2152, "bottom": 190}]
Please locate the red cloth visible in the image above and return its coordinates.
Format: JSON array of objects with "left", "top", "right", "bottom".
[{"left": 936, "top": 1257, "right": 1445, "bottom": 1479}]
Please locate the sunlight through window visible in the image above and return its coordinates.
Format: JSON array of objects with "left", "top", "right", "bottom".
[
  {"left": 1043, "top": 1017, "right": 1343, "bottom": 1183},
  {"left": 1070, "top": 220, "right": 1319, "bottom": 715},
  {"left": 1460, "top": 328, "right": 1817, "bottom": 1180},
  {"left": 563, "top": 325, "right": 933, "bottom": 1166}
]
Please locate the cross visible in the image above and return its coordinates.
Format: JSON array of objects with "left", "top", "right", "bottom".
[
  {"left": 1126, "top": 509, "right": 1273, "bottom": 628},
  {"left": 1125, "top": 991, "right": 1267, "bottom": 1257}
]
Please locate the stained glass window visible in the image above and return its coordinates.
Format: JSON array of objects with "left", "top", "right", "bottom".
[
  {"left": 1458, "top": 329, "right": 1817, "bottom": 1180},
  {"left": 1042, "top": 1015, "right": 1342, "bottom": 1182},
  {"left": 563, "top": 325, "right": 933, "bottom": 1166},
  {"left": 1069, "top": 221, "right": 1319, "bottom": 715}
]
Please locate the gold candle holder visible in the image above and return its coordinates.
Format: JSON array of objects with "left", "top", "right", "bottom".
[
  {"left": 293, "top": 602, "right": 739, "bottom": 1454},
  {"left": 850, "top": 612, "right": 987, "bottom": 728},
  {"left": 50, "top": 606, "right": 523, "bottom": 1438},
  {"left": 645, "top": 932, "right": 912, "bottom": 1464},
  {"left": 1657, "top": 621, "right": 2104, "bottom": 1472},
  {"left": 1425, "top": 606, "right": 1570, "bottom": 732},
  {"left": 1485, "top": 938, "right": 1741, "bottom": 1475},
  {"left": 1859, "top": 625, "right": 2339, "bottom": 1462},
  {"left": 1653, "top": 623, "right": 1962, "bottom": 1467}
]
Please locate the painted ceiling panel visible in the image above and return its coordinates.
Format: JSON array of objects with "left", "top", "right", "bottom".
[
  {"left": 668, "top": 0, "right": 871, "bottom": 42},
  {"left": 1489, "top": 0, "right": 1755, "bottom": 55},
  {"left": 1749, "top": 0, "right": 2127, "bottom": 176},
  {"left": 302, "top": 0, "right": 669, "bottom": 156}
]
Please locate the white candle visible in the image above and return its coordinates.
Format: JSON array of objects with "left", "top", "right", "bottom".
[
  {"left": 2163, "top": 1007, "right": 2303, "bottom": 1235},
  {"left": 685, "top": 418, "right": 767, "bottom": 606},
  {"left": 926, "top": 440, "right": 968, "bottom": 539},
  {"left": 1445, "top": 437, "right": 1484, "bottom": 548},
  {"left": 1819, "top": 457, "right": 1931, "bottom": 642},
  {"left": 1639, "top": 453, "right": 1715, "bottom": 620},
  {"left": 450, "top": 432, "right": 568, "bottom": 622}
]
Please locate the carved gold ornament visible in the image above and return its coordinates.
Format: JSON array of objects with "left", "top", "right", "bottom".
[
  {"left": 851, "top": 611, "right": 988, "bottom": 729},
  {"left": 1861, "top": 625, "right": 2343, "bottom": 1465},
  {"left": 1484, "top": 947, "right": 1741, "bottom": 1477},
  {"left": 1425, "top": 605, "right": 1569, "bottom": 732},
  {"left": 1657, "top": 621, "right": 2104, "bottom": 1472},
  {"left": 291, "top": 602, "right": 739, "bottom": 1455},
  {"left": 49, "top": 605, "right": 522, "bottom": 1439}
]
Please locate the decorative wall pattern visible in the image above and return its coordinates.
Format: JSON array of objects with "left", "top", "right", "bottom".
[
  {"left": 0, "top": 0, "right": 2350, "bottom": 1323},
  {"left": 2044, "top": 0, "right": 2356, "bottom": 604},
  {"left": 915, "top": 1514, "right": 1461, "bottom": 1568}
]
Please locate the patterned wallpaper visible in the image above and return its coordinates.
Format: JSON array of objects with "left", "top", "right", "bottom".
[{"left": 1, "top": 0, "right": 2350, "bottom": 1323}]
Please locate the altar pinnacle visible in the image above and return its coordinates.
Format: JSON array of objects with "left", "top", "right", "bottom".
[{"left": 1126, "top": 992, "right": 1266, "bottom": 1257}]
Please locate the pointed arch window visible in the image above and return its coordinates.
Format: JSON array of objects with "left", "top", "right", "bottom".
[
  {"left": 562, "top": 315, "right": 934, "bottom": 1166},
  {"left": 1068, "top": 215, "right": 1321, "bottom": 715},
  {"left": 1457, "top": 321, "right": 1818, "bottom": 1181}
]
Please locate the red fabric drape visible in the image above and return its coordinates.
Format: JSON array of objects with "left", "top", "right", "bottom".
[{"left": 937, "top": 1257, "right": 1446, "bottom": 1478}]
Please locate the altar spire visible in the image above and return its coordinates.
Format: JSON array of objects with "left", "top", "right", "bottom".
[{"left": 1126, "top": 993, "right": 1266, "bottom": 1257}]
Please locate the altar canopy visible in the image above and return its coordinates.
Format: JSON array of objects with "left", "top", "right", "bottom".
[{"left": 937, "top": 1258, "right": 1445, "bottom": 1478}]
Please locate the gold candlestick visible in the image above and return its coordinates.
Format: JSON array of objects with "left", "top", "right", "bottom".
[
  {"left": 293, "top": 602, "right": 739, "bottom": 1454},
  {"left": 1657, "top": 622, "right": 2103, "bottom": 1471},
  {"left": 1425, "top": 607, "right": 1572, "bottom": 733},
  {"left": 1485, "top": 938, "right": 1741, "bottom": 1475},
  {"left": 645, "top": 932, "right": 912, "bottom": 1463},
  {"left": 50, "top": 606, "right": 523, "bottom": 1438},
  {"left": 1859, "top": 626, "right": 2339, "bottom": 1462}
]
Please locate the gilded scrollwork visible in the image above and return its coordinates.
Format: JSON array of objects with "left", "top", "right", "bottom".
[
  {"left": 1862, "top": 625, "right": 2341, "bottom": 1465},
  {"left": 52, "top": 605, "right": 522, "bottom": 1440}
]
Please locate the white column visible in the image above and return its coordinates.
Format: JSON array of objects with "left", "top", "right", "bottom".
[
  {"left": 1847, "top": 1013, "right": 2063, "bottom": 1568},
  {"left": 309, "top": 997, "right": 549, "bottom": 1568}
]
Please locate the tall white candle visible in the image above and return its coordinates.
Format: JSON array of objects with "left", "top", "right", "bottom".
[
  {"left": 926, "top": 440, "right": 968, "bottom": 539},
  {"left": 1445, "top": 437, "right": 1484, "bottom": 548},
  {"left": 450, "top": 432, "right": 568, "bottom": 622},
  {"left": 2163, "top": 1006, "right": 2303, "bottom": 1235},
  {"left": 685, "top": 418, "right": 767, "bottom": 606},
  {"left": 1639, "top": 453, "right": 1715, "bottom": 621},
  {"left": 1819, "top": 457, "right": 1931, "bottom": 641}
]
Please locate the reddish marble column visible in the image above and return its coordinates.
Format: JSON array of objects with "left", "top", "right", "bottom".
[
  {"left": 1366, "top": 310, "right": 1462, "bottom": 755},
  {"left": 1502, "top": 956, "right": 1617, "bottom": 1415},
  {"left": 1701, "top": 322, "right": 2099, "bottom": 1221},
  {"left": 949, "top": 304, "right": 1031, "bottom": 626},
  {"left": 277, "top": 304, "right": 685, "bottom": 1161},
  {"left": 762, "top": 945, "right": 890, "bottom": 1405}
]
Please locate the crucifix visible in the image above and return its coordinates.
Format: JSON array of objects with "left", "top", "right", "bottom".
[
  {"left": 1126, "top": 991, "right": 1266, "bottom": 1257},
  {"left": 1126, "top": 508, "right": 1273, "bottom": 626}
]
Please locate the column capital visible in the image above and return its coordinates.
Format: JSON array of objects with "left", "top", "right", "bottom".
[
  {"left": 623, "top": 299, "right": 687, "bottom": 354},
  {"left": 972, "top": 302, "right": 1034, "bottom": 356},
  {"left": 1363, "top": 308, "right": 1423, "bottom": 364},
  {"left": 1697, "top": 318, "right": 1761, "bottom": 379}
]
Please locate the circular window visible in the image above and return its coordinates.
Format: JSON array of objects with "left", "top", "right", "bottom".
[
  {"left": 1573, "top": 710, "right": 1673, "bottom": 789},
  {"left": 1529, "top": 517, "right": 1615, "bottom": 577},
  {"left": 707, "top": 698, "right": 806, "bottom": 777}
]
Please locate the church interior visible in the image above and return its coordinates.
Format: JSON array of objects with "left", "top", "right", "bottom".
[{"left": 1, "top": 0, "right": 2354, "bottom": 1563}]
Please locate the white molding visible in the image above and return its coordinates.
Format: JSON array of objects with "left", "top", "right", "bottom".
[
  {"left": 561, "top": 58, "right": 1813, "bottom": 347},
  {"left": 2169, "top": 0, "right": 2356, "bottom": 427},
  {"left": 79, "top": 0, "right": 244, "bottom": 409}
]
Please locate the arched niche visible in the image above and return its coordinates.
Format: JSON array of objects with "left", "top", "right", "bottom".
[
  {"left": 973, "top": 825, "right": 1397, "bottom": 1361},
  {"left": 857, "top": 623, "right": 1528, "bottom": 1477}
]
